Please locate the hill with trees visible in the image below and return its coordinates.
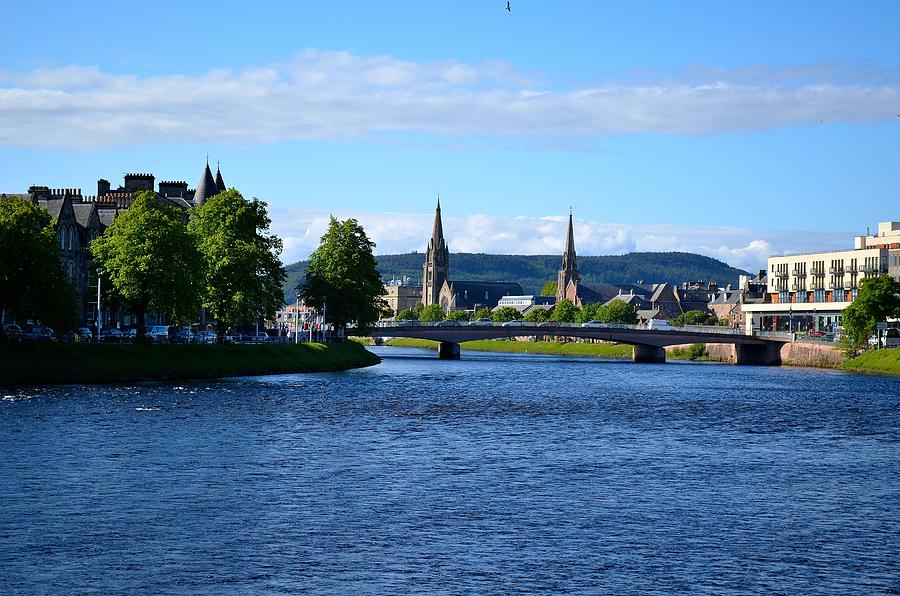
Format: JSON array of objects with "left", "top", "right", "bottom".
[{"left": 283, "top": 251, "right": 750, "bottom": 304}]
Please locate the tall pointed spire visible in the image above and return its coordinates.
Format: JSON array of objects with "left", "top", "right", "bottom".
[
  {"left": 214, "top": 161, "right": 226, "bottom": 193},
  {"left": 423, "top": 195, "right": 450, "bottom": 307},
  {"left": 556, "top": 209, "right": 579, "bottom": 303},
  {"left": 193, "top": 161, "right": 219, "bottom": 206}
]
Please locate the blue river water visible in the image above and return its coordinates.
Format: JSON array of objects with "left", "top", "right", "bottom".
[{"left": 1, "top": 347, "right": 899, "bottom": 594}]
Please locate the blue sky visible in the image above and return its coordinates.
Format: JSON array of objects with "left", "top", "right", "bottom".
[{"left": 2, "top": 1, "right": 898, "bottom": 269}]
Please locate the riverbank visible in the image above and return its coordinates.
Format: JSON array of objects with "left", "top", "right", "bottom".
[
  {"left": 842, "top": 347, "right": 900, "bottom": 375},
  {"left": 0, "top": 341, "right": 380, "bottom": 385}
]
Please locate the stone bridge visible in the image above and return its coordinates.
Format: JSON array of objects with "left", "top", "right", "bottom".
[{"left": 362, "top": 322, "right": 791, "bottom": 364}]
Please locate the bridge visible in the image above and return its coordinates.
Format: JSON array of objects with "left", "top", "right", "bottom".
[{"left": 364, "top": 322, "right": 791, "bottom": 365}]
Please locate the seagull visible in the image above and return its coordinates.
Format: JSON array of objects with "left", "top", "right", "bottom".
[{"left": 506, "top": 1, "right": 511, "bottom": 11}]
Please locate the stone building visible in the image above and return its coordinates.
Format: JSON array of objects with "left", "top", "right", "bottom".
[
  {"left": 422, "top": 198, "right": 449, "bottom": 306},
  {"left": 2, "top": 160, "right": 228, "bottom": 328}
]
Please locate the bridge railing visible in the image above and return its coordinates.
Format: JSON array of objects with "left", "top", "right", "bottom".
[{"left": 372, "top": 319, "right": 754, "bottom": 336}]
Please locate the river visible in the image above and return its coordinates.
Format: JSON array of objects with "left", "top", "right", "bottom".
[{"left": 1, "top": 347, "right": 898, "bottom": 594}]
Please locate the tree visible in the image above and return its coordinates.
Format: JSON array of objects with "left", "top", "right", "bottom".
[
  {"left": 842, "top": 275, "right": 900, "bottom": 348},
  {"left": 673, "top": 309, "right": 709, "bottom": 326},
  {"left": 472, "top": 307, "right": 493, "bottom": 320},
  {"left": 550, "top": 299, "right": 580, "bottom": 322},
  {"left": 578, "top": 302, "right": 603, "bottom": 323},
  {"left": 397, "top": 307, "right": 418, "bottom": 321},
  {"left": 299, "top": 216, "right": 384, "bottom": 335},
  {"left": 492, "top": 306, "right": 521, "bottom": 322},
  {"left": 419, "top": 304, "right": 445, "bottom": 322},
  {"left": 540, "top": 281, "right": 558, "bottom": 297},
  {"left": 91, "top": 192, "right": 203, "bottom": 336},
  {"left": 0, "top": 196, "right": 77, "bottom": 330},
  {"left": 446, "top": 310, "right": 470, "bottom": 321},
  {"left": 190, "top": 190, "right": 287, "bottom": 340},
  {"left": 600, "top": 300, "right": 640, "bottom": 324},
  {"left": 523, "top": 308, "right": 550, "bottom": 322}
]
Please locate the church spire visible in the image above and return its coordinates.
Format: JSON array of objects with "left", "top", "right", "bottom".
[
  {"left": 423, "top": 195, "right": 450, "bottom": 307},
  {"left": 193, "top": 161, "right": 219, "bottom": 206},
  {"left": 556, "top": 209, "right": 579, "bottom": 303}
]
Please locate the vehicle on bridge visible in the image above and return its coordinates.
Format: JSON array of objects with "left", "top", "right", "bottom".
[
  {"left": 646, "top": 319, "right": 672, "bottom": 330},
  {"left": 470, "top": 318, "right": 493, "bottom": 327},
  {"left": 502, "top": 320, "right": 525, "bottom": 327},
  {"left": 581, "top": 320, "right": 608, "bottom": 329}
]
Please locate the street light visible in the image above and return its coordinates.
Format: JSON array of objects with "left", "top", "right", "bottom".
[
  {"left": 96, "top": 268, "right": 102, "bottom": 339},
  {"left": 294, "top": 291, "right": 301, "bottom": 344}
]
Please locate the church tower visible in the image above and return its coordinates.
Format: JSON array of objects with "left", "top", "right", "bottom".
[
  {"left": 556, "top": 210, "right": 579, "bottom": 303},
  {"left": 422, "top": 197, "right": 450, "bottom": 306}
]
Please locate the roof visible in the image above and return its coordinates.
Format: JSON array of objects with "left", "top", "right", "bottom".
[
  {"left": 577, "top": 282, "right": 653, "bottom": 305},
  {"left": 215, "top": 167, "right": 226, "bottom": 193},
  {"left": 194, "top": 163, "right": 219, "bottom": 206},
  {"left": 98, "top": 209, "right": 117, "bottom": 228},
  {"left": 38, "top": 198, "right": 64, "bottom": 221},
  {"left": 72, "top": 203, "right": 97, "bottom": 228},
  {"left": 446, "top": 280, "right": 524, "bottom": 310}
]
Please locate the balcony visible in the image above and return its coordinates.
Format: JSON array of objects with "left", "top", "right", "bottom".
[
  {"left": 843, "top": 280, "right": 855, "bottom": 289},
  {"left": 811, "top": 269, "right": 825, "bottom": 276},
  {"left": 792, "top": 267, "right": 804, "bottom": 276},
  {"left": 829, "top": 266, "right": 844, "bottom": 275},
  {"left": 775, "top": 270, "right": 789, "bottom": 278}
]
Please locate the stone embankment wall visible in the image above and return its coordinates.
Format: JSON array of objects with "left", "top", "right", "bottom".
[{"left": 695, "top": 341, "right": 843, "bottom": 367}]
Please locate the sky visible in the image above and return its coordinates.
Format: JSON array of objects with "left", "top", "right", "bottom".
[{"left": 1, "top": 1, "right": 898, "bottom": 271}]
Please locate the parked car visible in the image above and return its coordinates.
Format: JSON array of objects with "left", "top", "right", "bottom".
[
  {"left": 435, "top": 319, "right": 460, "bottom": 327},
  {"left": 170, "top": 327, "right": 194, "bottom": 344},
  {"left": 538, "top": 321, "right": 557, "bottom": 327},
  {"left": 3, "top": 324, "right": 24, "bottom": 341},
  {"left": 809, "top": 331, "right": 825, "bottom": 338},
  {"left": 581, "top": 320, "right": 608, "bottom": 328},
  {"left": 646, "top": 319, "right": 672, "bottom": 330},
  {"left": 148, "top": 325, "right": 169, "bottom": 343},
  {"left": 99, "top": 328, "right": 123, "bottom": 342},
  {"left": 398, "top": 320, "right": 419, "bottom": 327},
  {"left": 76, "top": 327, "right": 94, "bottom": 342},
  {"left": 196, "top": 330, "right": 218, "bottom": 344},
  {"left": 470, "top": 318, "right": 493, "bottom": 326},
  {"left": 502, "top": 320, "right": 525, "bottom": 327},
  {"left": 22, "top": 325, "right": 56, "bottom": 342},
  {"left": 249, "top": 332, "right": 269, "bottom": 343},
  {"left": 123, "top": 328, "right": 138, "bottom": 342}
]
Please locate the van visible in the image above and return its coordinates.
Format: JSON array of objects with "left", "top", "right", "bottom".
[{"left": 646, "top": 319, "right": 672, "bottom": 330}]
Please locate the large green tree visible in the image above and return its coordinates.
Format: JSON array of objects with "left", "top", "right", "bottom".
[
  {"left": 446, "top": 309, "right": 470, "bottom": 321},
  {"left": 299, "top": 216, "right": 383, "bottom": 334},
  {"left": 190, "top": 190, "right": 287, "bottom": 340},
  {"left": 540, "top": 281, "right": 558, "bottom": 297},
  {"left": 523, "top": 308, "right": 550, "bottom": 322},
  {"left": 599, "top": 300, "right": 640, "bottom": 324},
  {"left": 550, "top": 299, "right": 580, "bottom": 322},
  {"left": 91, "top": 192, "right": 203, "bottom": 335},
  {"left": 0, "top": 196, "right": 77, "bottom": 330},
  {"left": 674, "top": 309, "right": 709, "bottom": 326},
  {"left": 842, "top": 275, "right": 900, "bottom": 348},
  {"left": 492, "top": 306, "right": 521, "bottom": 322},
  {"left": 419, "top": 304, "right": 445, "bottom": 322}
]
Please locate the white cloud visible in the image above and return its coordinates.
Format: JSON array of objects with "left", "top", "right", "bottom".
[
  {"left": 0, "top": 50, "right": 897, "bottom": 148},
  {"left": 269, "top": 205, "right": 852, "bottom": 272}
]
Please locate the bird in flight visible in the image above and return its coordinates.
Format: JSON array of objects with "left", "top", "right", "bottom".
[{"left": 506, "top": 1, "right": 511, "bottom": 11}]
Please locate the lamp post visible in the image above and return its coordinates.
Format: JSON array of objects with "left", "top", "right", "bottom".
[
  {"left": 294, "top": 291, "right": 301, "bottom": 344},
  {"left": 96, "top": 268, "right": 102, "bottom": 339}
]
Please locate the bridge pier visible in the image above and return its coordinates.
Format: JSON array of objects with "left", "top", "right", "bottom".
[
  {"left": 437, "top": 341, "right": 461, "bottom": 360},
  {"left": 632, "top": 345, "right": 666, "bottom": 364},
  {"left": 734, "top": 343, "right": 782, "bottom": 366}
]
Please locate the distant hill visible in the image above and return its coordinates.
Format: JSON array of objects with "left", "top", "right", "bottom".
[{"left": 282, "top": 252, "right": 750, "bottom": 304}]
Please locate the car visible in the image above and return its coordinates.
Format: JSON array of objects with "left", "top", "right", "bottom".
[
  {"left": 646, "top": 320, "right": 672, "bottom": 330},
  {"left": 148, "top": 325, "right": 169, "bottom": 343},
  {"left": 22, "top": 325, "right": 56, "bottom": 342},
  {"left": 502, "top": 320, "right": 525, "bottom": 327},
  {"left": 224, "top": 329, "right": 242, "bottom": 342},
  {"left": 196, "top": 330, "right": 218, "bottom": 344},
  {"left": 435, "top": 319, "right": 460, "bottom": 327},
  {"left": 808, "top": 331, "right": 825, "bottom": 338},
  {"left": 170, "top": 327, "right": 194, "bottom": 344},
  {"left": 99, "top": 328, "right": 123, "bottom": 342},
  {"left": 581, "top": 320, "right": 608, "bottom": 328},
  {"left": 3, "top": 324, "right": 24, "bottom": 341},
  {"left": 538, "top": 321, "right": 557, "bottom": 327},
  {"left": 76, "top": 327, "right": 94, "bottom": 342},
  {"left": 122, "top": 328, "right": 138, "bottom": 342},
  {"left": 249, "top": 332, "right": 269, "bottom": 343},
  {"left": 398, "top": 320, "right": 419, "bottom": 327},
  {"left": 470, "top": 318, "right": 493, "bottom": 326}
]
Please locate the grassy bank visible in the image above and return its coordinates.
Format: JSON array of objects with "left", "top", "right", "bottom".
[
  {"left": 0, "top": 341, "right": 380, "bottom": 385},
  {"left": 841, "top": 347, "right": 900, "bottom": 375},
  {"left": 383, "top": 338, "right": 633, "bottom": 358}
]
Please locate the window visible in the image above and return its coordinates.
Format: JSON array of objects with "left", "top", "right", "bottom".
[{"left": 814, "top": 290, "right": 826, "bottom": 303}]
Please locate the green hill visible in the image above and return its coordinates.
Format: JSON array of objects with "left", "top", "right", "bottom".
[{"left": 283, "top": 252, "right": 750, "bottom": 304}]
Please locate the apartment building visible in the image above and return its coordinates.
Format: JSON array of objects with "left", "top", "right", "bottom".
[{"left": 742, "top": 221, "right": 900, "bottom": 334}]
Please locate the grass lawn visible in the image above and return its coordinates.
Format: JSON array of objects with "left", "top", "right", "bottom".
[
  {"left": 0, "top": 341, "right": 380, "bottom": 385},
  {"left": 842, "top": 347, "right": 900, "bottom": 375}
]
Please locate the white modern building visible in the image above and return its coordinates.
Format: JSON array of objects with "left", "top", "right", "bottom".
[{"left": 742, "top": 221, "right": 900, "bottom": 334}]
